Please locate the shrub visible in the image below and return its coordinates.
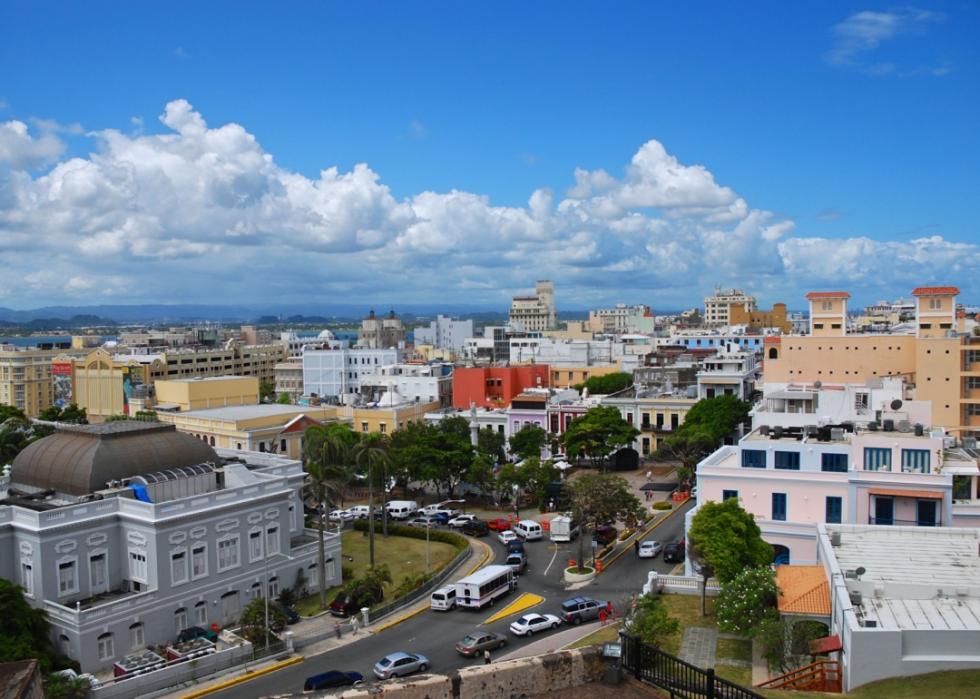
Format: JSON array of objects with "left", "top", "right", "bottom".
[
  {"left": 652, "top": 501, "right": 673, "bottom": 511},
  {"left": 392, "top": 572, "right": 433, "bottom": 598},
  {"left": 351, "top": 519, "right": 468, "bottom": 551},
  {"left": 716, "top": 566, "right": 779, "bottom": 636},
  {"left": 342, "top": 565, "right": 354, "bottom": 581},
  {"left": 630, "top": 594, "right": 680, "bottom": 646},
  {"left": 618, "top": 528, "right": 635, "bottom": 542}
]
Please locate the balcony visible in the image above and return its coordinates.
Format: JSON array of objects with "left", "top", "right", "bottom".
[{"left": 867, "top": 517, "right": 938, "bottom": 526}]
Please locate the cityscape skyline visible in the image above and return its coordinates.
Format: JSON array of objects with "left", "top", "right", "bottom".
[{"left": 1, "top": 2, "right": 978, "bottom": 309}]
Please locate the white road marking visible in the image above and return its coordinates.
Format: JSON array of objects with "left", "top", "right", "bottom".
[{"left": 544, "top": 543, "right": 559, "bottom": 576}]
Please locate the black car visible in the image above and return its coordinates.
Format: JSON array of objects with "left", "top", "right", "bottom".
[
  {"left": 663, "top": 542, "right": 685, "bottom": 563},
  {"left": 177, "top": 626, "right": 218, "bottom": 644},
  {"left": 461, "top": 519, "right": 489, "bottom": 537},
  {"left": 281, "top": 604, "right": 300, "bottom": 624},
  {"left": 303, "top": 670, "right": 364, "bottom": 691},
  {"left": 505, "top": 538, "right": 525, "bottom": 554},
  {"left": 329, "top": 582, "right": 382, "bottom": 617},
  {"left": 593, "top": 524, "right": 618, "bottom": 546}
]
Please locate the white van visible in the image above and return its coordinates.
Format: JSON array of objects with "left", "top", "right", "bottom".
[
  {"left": 347, "top": 505, "right": 370, "bottom": 519},
  {"left": 513, "top": 519, "right": 543, "bottom": 541},
  {"left": 430, "top": 586, "right": 457, "bottom": 611},
  {"left": 386, "top": 500, "right": 419, "bottom": 520}
]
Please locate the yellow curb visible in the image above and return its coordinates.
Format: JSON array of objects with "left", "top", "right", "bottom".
[
  {"left": 598, "top": 500, "right": 691, "bottom": 574},
  {"left": 482, "top": 592, "right": 545, "bottom": 625},
  {"left": 179, "top": 655, "right": 304, "bottom": 699},
  {"left": 373, "top": 540, "right": 493, "bottom": 635}
]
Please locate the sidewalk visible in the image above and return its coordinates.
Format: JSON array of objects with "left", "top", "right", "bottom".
[
  {"left": 497, "top": 620, "right": 606, "bottom": 662},
  {"left": 154, "top": 537, "right": 492, "bottom": 699}
]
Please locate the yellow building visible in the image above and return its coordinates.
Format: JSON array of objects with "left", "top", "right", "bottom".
[
  {"left": 729, "top": 302, "right": 791, "bottom": 333},
  {"left": 763, "top": 286, "right": 977, "bottom": 436},
  {"left": 549, "top": 364, "right": 621, "bottom": 388},
  {"left": 604, "top": 390, "right": 698, "bottom": 455},
  {"left": 412, "top": 344, "right": 455, "bottom": 362},
  {"left": 542, "top": 321, "right": 594, "bottom": 341},
  {"left": 0, "top": 346, "right": 68, "bottom": 416},
  {"left": 156, "top": 404, "right": 338, "bottom": 459},
  {"left": 338, "top": 398, "right": 440, "bottom": 435},
  {"left": 154, "top": 376, "right": 259, "bottom": 412}
]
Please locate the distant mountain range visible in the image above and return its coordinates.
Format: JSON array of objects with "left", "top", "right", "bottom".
[{"left": 0, "top": 303, "right": 593, "bottom": 326}]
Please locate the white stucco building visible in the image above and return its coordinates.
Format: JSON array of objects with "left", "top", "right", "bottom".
[
  {"left": 302, "top": 348, "right": 401, "bottom": 402},
  {"left": 413, "top": 315, "right": 474, "bottom": 354}
]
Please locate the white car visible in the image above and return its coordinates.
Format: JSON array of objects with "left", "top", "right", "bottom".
[
  {"left": 448, "top": 514, "right": 478, "bottom": 528},
  {"left": 347, "top": 505, "right": 370, "bottom": 519},
  {"left": 329, "top": 509, "right": 354, "bottom": 522},
  {"left": 498, "top": 530, "right": 518, "bottom": 545},
  {"left": 638, "top": 540, "right": 663, "bottom": 558},
  {"left": 509, "top": 613, "right": 561, "bottom": 636}
]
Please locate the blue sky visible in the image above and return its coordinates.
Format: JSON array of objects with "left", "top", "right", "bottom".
[{"left": 1, "top": 2, "right": 978, "bottom": 310}]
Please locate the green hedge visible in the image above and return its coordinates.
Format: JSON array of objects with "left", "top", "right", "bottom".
[
  {"left": 351, "top": 519, "right": 468, "bottom": 550},
  {"left": 652, "top": 501, "right": 673, "bottom": 511}
]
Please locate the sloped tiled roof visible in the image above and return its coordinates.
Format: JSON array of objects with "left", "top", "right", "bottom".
[
  {"left": 776, "top": 565, "right": 831, "bottom": 616},
  {"left": 805, "top": 291, "right": 850, "bottom": 300},
  {"left": 911, "top": 286, "right": 959, "bottom": 296}
]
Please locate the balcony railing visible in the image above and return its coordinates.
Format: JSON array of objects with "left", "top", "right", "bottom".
[{"left": 868, "top": 517, "right": 938, "bottom": 526}]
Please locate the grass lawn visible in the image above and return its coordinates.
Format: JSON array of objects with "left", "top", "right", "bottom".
[
  {"left": 716, "top": 638, "right": 752, "bottom": 663},
  {"left": 294, "top": 529, "right": 458, "bottom": 616},
  {"left": 565, "top": 621, "right": 624, "bottom": 650},
  {"left": 716, "top": 664, "right": 753, "bottom": 687},
  {"left": 658, "top": 593, "right": 717, "bottom": 655}
]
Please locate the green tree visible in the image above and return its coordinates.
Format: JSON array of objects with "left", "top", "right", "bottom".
[
  {"left": 0, "top": 404, "right": 28, "bottom": 423},
  {"left": 352, "top": 432, "right": 392, "bottom": 566},
  {"left": 391, "top": 421, "right": 474, "bottom": 500},
  {"left": 466, "top": 453, "right": 496, "bottom": 503},
  {"left": 574, "top": 372, "right": 634, "bottom": 396},
  {"left": 716, "top": 566, "right": 779, "bottom": 635},
  {"left": 492, "top": 462, "right": 526, "bottom": 507},
  {"left": 37, "top": 403, "right": 87, "bottom": 424},
  {"left": 688, "top": 498, "right": 773, "bottom": 584},
  {"left": 560, "top": 405, "right": 639, "bottom": 470},
  {"left": 238, "top": 597, "right": 287, "bottom": 645},
  {"left": 756, "top": 616, "right": 790, "bottom": 672},
  {"left": 630, "top": 594, "right": 680, "bottom": 646},
  {"left": 277, "top": 392, "right": 292, "bottom": 404},
  {"left": 259, "top": 380, "right": 275, "bottom": 402},
  {"left": 44, "top": 674, "right": 91, "bottom": 699},
  {"left": 508, "top": 424, "right": 548, "bottom": 461},
  {"left": 658, "top": 430, "right": 715, "bottom": 488},
  {"left": 0, "top": 579, "right": 62, "bottom": 673},
  {"left": 476, "top": 425, "right": 506, "bottom": 464},
  {"left": 568, "top": 473, "right": 643, "bottom": 571},
  {"left": 658, "top": 395, "right": 750, "bottom": 487},
  {"left": 0, "top": 426, "right": 29, "bottom": 464},
  {"left": 519, "top": 457, "right": 560, "bottom": 510},
  {"left": 303, "top": 426, "right": 352, "bottom": 609}
]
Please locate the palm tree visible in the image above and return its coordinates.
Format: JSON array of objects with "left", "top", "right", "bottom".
[
  {"left": 352, "top": 432, "right": 391, "bottom": 568},
  {"left": 0, "top": 425, "right": 29, "bottom": 465},
  {"left": 303, "top": 426, "right": 351, "bottom": 610}
]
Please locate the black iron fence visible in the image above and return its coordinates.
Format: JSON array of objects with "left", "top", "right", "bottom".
[{"left": 620, "top": 634, "right": 763, "bottom": 699}]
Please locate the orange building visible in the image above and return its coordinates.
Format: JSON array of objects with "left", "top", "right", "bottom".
[{"left": 452, "top": 365, "right": 550, "bottom": 409}]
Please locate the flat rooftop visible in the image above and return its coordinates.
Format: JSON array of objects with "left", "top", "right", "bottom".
[
  {"left": 161, "top": 375, "right": 252, "bottom": 383},
  {"left": 178, "top": 404, "right": 314, "bottom": 421},
  {"left": 830, "top": 525, "right": 980, "bottom": 631}
]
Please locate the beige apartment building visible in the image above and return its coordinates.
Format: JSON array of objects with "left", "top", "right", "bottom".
[
  {"left": 509, "top": 280, "right": 557, "bottom": 332},
  {"left": 274, "top": 360, "right": 304, "bottom": 402},
  {"left": 156, "top": 403, "right": 338, "bottom": 459},
  {"left": 153, "top": 375, "right": 259, "bottom": 411},
  {"left": 338, "top": 398, "right": 440, "bottom": 435},
  {"left": 0, "top": 346, "right": 67, "bottom": 416},
  {"left": 764, "top": 286, "right": 977, "bottom": 436},
  {"left": 703, "top": 287, "right": 756, "bottom": 326},
  {"left": 549, "top": 364, "right": 622, "bottom": 389}
]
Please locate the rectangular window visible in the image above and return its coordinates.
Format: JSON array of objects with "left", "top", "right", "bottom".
[
  {"left": 864, "top": 447, "right": 892, "bottom": 471},
  {"left": 772, "top": 493, "right": 787, "bottom": 521},
  {"left": 361, "top": 422, "right": 369, "bottom": 432},
  {"left": 58, "top": 560, "right": 77, "bottom": 596},
  {"left": 267, "top": 526, "right": 280, "bottom": 556},
  {"left": 269, "top": 577, "right": 280, "bottom": 598},
  {"left": 280, "top": 438, "right": 287, "bottom": 452},
  {"left": 825, "top": 496, "right": 843, "bottom": 524},
  {"left": 129, "top": 549, "right": 148, "bottom": 582},
  {"left": 171, "top": 550, "right": 188, "bottom": 585},
  {"left": 217, "top": 536, "right": 240, "bottom": 572},
  {"left": 813, "top": 323, "right": 824, "bottom": 330},
  {"left": 129, "top": 624, "right": 144, "bottom": 649},
  {"left": 20, "top": 561, "right": 33, "bottom": 596},
  {"left": 929, "top": 298, "right": 941, "bottom": 310},
  {"left": 98, "top": 634, "right": 114, "bottom": 661},
  {"left": 175, "top": 609, "right": 187, "bottom": 634},
  {"left": 195, "top": 602, "right": 208, "bottom": 626},
  {"left": 901, "top": 449, "right": 930, "bottom": 474},
  {"left": 741, "top": 450, "right": 766, "bottom": 468},
  {"left": 379, "top": 423, "right": 387, "bottom": 433},
  {"left": 774, "top": 451, "right": 800, "bottom": 470},
  {"left": 821, "top": 301, "right": 833, "bottom": 311},
  {"left": 821, "top": 453, "right": 848, "bottom": 472},
  {"left": 919, "top": 323, "right": 931, "bottom": 330},
  {"left": 722, "top": 490, "right": 738, "bottom": 501},
  {"left": 249, "top": 530, "right": 263, "bottom": 562},
  {"left": 191, "top": 544, "right": 208, "bottom": 579}
]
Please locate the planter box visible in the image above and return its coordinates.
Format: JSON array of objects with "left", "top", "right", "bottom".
[{"left": 564, "top": 567, "right": 596, "bottom": 584}]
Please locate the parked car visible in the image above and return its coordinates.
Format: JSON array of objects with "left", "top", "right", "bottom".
[
  {"left": 373, "top": 652, "right": 429, "bottom": 679},
  {"left": 486, "top": 518, "right": 512, "bottom": 532},
  {"left": 461, "top": 519, "right": 489, "bottom": 537},
  {"left": 505, "top": 538, "right": 525, "bottom": 554},
  {"left": 177, "top": 626, "right": 218, "bottom": 644},
  {"left": 303, "top": 670, "right": 364, "bottom": 691},
  {"left": 498, "top": 530, "right": 519, "bottom": 545},
  {"left": 430, "top": 586, "right": 457, "bottom": 611},
  {"left": 406, "top": 515, "right": 441, "bottom": 527},
  {"left": 347, "top": 505, "right": 370, "bottom": 519},
  {"left": 505, "top": 551, "right": 528, "bottom": 575},
  {"left": 330, "top": 582, "right": 382, "bottom": 617},
  {"left": 430, "top": 512, "right": 451, "bottom": 525},
  {"left": 512, "top": 519, "right": 543, "bottom": 541},
  {"left": 455, "top": 631, "right": 506, "bottom": 657},
  {"left": 593, "top": 524, "right": 618, "bottom": 546},
  {"left": 509, "top": 613, "right": 561, "bottom": 636},
  {"left": 329, "top": 509, "right": 354, "bottom": 522},
  {"left": 663, "top": 542, "right": 685, "bottom": 563},
  {"left": 560, "top": 597, "right": 607, "bottom": 625},
  {"left": 638, "top": 540, "right": 663, "bottom": 559},
  {"left": 449, "top": 514, "right": 478, "bottom": 528}
]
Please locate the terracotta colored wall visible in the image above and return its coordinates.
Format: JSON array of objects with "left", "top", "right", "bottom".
[{"left": 452, "top": 365, "right": 550, "bottom": 409}]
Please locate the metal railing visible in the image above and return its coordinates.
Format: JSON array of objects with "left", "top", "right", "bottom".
[
  {"left": 867, "top": 517, "right": 937, "bottom": 526},
  {"left": 620, "top": 633, "right": 763, "bottom": 699}
]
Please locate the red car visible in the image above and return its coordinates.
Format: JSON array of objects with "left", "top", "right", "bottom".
[{"left": 486, "top": 518, "right": 512, "bottom": 532}]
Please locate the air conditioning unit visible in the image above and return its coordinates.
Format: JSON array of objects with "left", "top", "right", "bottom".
[
  {"left": 862, "top": 619, "right": 877, "bottom": 628},
  {"left": 882, "top": 419, "right": 895, "bottom": 432},
  {"left": 849, "top": 591, "right": 863, "bottom": 606},
  {"left": 759, "top": 425, "right": 770, "bottom": 436},
  {"left": 830, "top": 532, "right": 841, "bottom": 547},
  {"left": 831, "top": 428, "right": 845, "bottom": 441}
]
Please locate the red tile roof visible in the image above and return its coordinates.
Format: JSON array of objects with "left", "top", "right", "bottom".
[
  {"left": 805, "top": 291, "right": 850, "bottom": 300},
  {"left": 911, "top": 286, "right": 960, "bottom": 296},
  {"left": 776, "top": 565, "right": 831, "bottom": 616}
]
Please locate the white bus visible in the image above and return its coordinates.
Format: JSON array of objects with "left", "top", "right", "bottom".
[{"left": 454, "top": 564, "right": 516, "bottom": 609}]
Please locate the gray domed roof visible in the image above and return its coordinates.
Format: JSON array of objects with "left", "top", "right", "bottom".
[{"left": 11, "top": 421, "right": 220, "bottom": 496}]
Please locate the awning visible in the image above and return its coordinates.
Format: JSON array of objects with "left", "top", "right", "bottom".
[
  {"left": 943, "top": 464, "right": 980, "bottom": 476},
  {"left": 766, "top": 390, "right": 816, "bottom": 401},
  {"left": 809, "top": 635, "right": 842, "bottom": 655},
  {"left": 868, "top": 488, "right": 944, "bottom": 500}
]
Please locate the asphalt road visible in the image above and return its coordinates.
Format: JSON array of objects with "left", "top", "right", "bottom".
[{"left": 215, "top": 500, "right": 693, "bottom": 699}]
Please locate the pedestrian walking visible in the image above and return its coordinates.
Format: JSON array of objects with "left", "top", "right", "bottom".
[
  {"left": 634, "top": 539, "right": 640, "bottom": 556},
  {"left": 645, "top": 469, "right": 651, "bottom": 481},
  {"left": 484, "top": 649, "right": 491, "bottom": 665},
  {"left": 334, "top": 621, "right": 342, "bottom": 639},
  {"left": 351, "top": 615, "right": 359, "bottom": 635}
]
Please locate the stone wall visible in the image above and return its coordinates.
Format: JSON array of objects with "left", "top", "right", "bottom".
[{"left": 314, "top": 647, "right": 606, "bottom": 698}]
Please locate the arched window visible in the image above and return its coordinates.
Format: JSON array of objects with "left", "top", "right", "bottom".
[{"left": 768, "top": 347, "right": 778, "bottom": 360}]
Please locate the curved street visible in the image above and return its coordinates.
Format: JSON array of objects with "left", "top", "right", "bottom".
[{"left": 209, "top": 499, "right": 694, "bottom": 699}]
